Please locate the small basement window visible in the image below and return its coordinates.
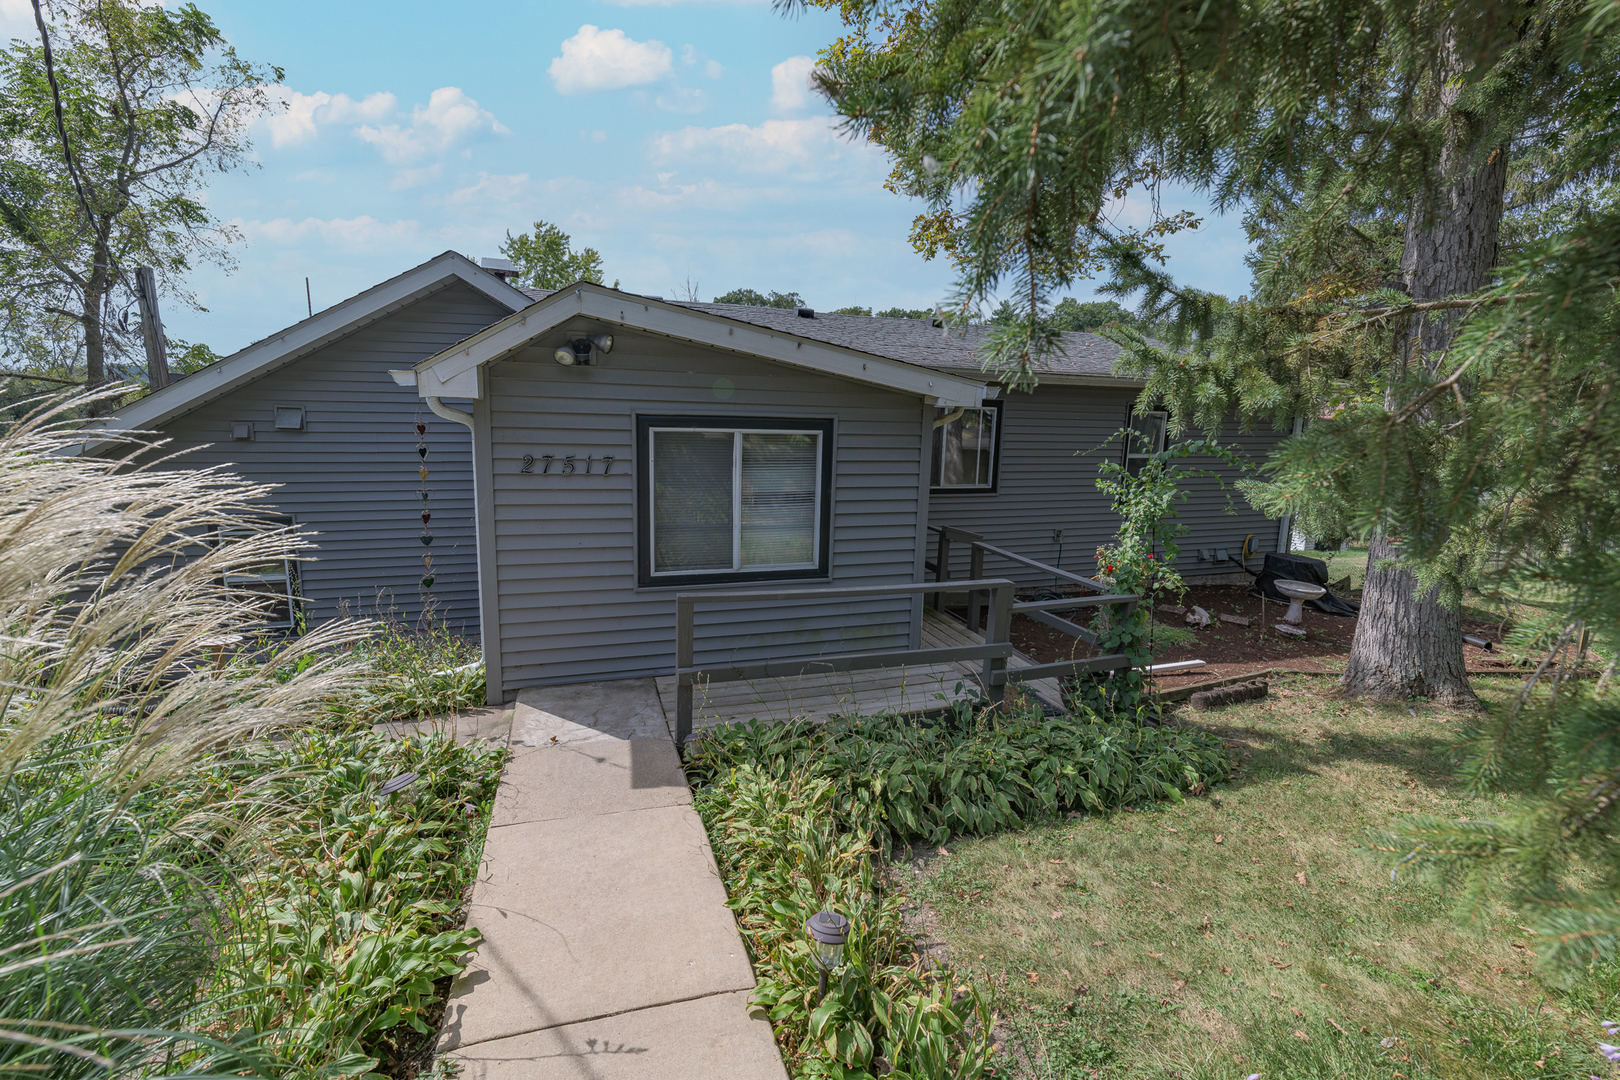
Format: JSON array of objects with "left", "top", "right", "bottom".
[
  {"left": 637, "top": 416, "right": 833, "bottom": 586},
  {"left": 1124, "top": 409, "right": 1168, "bottom": 475},
  {"left": 931, "top": 401, "right": 1002, "bottom": 492},
  {"left": 211, "top": 518, "right": 300, "bottom": 630}
]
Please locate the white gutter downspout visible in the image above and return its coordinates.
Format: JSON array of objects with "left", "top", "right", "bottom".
[
  {"left": 1275, "top": 415, "right": 1305, "bottom": 553},
  {"left": 426, "top": 396, "right": 474, "bottom": 429}
]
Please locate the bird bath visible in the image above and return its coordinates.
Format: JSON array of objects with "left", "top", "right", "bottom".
[{"left": 1274, "top": 579, "right": 1326, "bottom": 625}]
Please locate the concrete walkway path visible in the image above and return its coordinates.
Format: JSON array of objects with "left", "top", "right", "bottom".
[{"left": 431, "top": 680, "right": 787, "bottom": 1080}]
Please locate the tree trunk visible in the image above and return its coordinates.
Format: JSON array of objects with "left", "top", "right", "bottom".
[
  {"left": 1342, "top": 534, "right": 1475, "bottom": 705},
  {"left": 1340, "top": 38, "right": 1507, "bottom": 708}
]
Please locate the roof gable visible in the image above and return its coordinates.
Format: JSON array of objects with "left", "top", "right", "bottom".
[
  {"left": 98, "top": 251, "right": 530, "bottom": 434},
  {"left": 406, "top": 283, "right": 988, "bottom": 409}
]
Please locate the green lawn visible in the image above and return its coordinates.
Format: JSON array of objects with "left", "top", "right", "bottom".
[{"left": 900, "top": 675, "right": 1619, "bottom": 1079}]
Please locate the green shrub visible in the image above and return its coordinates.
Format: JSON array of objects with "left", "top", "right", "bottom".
[
  {"left": 685, "top": 704, "right": 1230, "bottom": 846},
  {"left": 195, "top": 727, "right": 507, "bottom": 1076},
  {"left": 328, "top": 616, "right": 485, "bottom": 726},
  {"left": 694, "top": 767, "right": 993, "bottom": 1078}
]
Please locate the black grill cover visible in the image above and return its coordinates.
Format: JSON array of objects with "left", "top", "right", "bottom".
[{"left": 1253, "top": 552, "right": 1360, "bottom": 617}]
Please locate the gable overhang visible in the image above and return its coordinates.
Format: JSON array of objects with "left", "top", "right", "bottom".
[
  {"left": 94, "top": 251, "right": 531, "bottom": 437},
  {"left": 402, "top": 284, "right": 989, "bottom": 409}
]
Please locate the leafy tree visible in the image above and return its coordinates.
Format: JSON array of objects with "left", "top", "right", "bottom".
[
  {"left": 499, "top": 220, "right": 604, "bottom": 290},
  {"left": 1052, "top": 298, "right": 1135, "bottom": 332},
  {"left": 0, "top": 0, "right": 278, "bottom": 412},
  {"left": 875, "top": 306, "right": 932, "bottom": 319},
  {"left": 808, "top": 0, "right": 1619, "bottom": 707},
  {"left": 831, "top": 305, "right": 872, "bottom": 316},
  {"left": 713, "top": 288, "right": 804, "bottom": 309}
]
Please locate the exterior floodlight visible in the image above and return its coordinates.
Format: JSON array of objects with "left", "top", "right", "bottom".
[
  {"left": 588, "top": 333, "right": 613, "bottom": 355},
  {"left": 554, "top": 339, "right": 594, "bottom": 366},
  {"left": 806, "top": 911, "right": 849, "bottom": 1002}
]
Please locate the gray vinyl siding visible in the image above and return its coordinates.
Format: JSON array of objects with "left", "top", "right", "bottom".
[
  {"left": 927, "top": 385, "right": 1287, "bottom": 584},
  {"left": 486, "top": 324, "right": 926, "bottom": 693},
  {"left": 145, "top": 282, "right": 508, "bottom": 630}
]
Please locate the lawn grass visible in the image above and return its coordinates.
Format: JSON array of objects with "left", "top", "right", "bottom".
[{"left": 900, "top": 674, "right": 1620, "bottom": 1079}]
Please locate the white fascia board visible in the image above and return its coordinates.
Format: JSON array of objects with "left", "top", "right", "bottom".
[
  {"left": 97, "top": 252, "right": 529, "bottom": 435},
  {"left": 415, "top": 285, "right": 988, "bottom": 408}
]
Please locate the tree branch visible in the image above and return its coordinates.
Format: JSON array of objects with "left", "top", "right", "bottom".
[{"left": 30, "top": 0, "right": 96, "bottom": 224}]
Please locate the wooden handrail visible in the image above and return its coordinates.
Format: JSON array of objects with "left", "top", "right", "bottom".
[{"left": 673, "top": 577, "right": 1018, "bottom": 746}]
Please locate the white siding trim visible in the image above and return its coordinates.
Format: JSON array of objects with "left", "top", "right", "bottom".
[{"left": 414, "top": 284, "right": 990, "bottom": 409}]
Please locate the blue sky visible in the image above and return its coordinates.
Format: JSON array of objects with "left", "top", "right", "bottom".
[{"left": 2, "top": 0, "right": 1253, "bottom": 356}]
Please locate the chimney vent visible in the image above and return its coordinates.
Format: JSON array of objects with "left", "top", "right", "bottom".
[
  {"left": 480, "top": 257, "right": 519, "bottom": 282},
  {"left": 796, "top": 307, "right": 815, "bottom": 319}
]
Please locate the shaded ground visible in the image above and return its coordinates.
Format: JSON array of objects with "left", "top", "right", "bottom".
[
  {"left": 1001, "top": 573, "right": 1525, "bottom": 689},
  {"left": 892, "top": 675, "right": 1620, "bottom": 1079}
]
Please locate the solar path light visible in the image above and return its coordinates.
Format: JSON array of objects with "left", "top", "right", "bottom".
[{"left": 806, "top": 911, "right": 849, "bottom": 1003}]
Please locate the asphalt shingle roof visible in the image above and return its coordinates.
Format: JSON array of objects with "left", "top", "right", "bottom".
[{"left": 518, "top": 286, "right": 1134, "bottom": 382}]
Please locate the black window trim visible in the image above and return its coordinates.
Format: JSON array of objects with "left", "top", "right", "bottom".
[
  {"left": 930, "top": 398, "right": 1005, "bottom": 494},
  {"left": 635, "top": 414, "right": 835, "bottom": 588}
]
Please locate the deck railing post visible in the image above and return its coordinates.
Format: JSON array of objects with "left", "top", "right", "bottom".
[
  {"left": 675, "top": 595, "right": 695, "bottom": 748},
  {"left": 982, "top": 581, "right": 1012, "bottom": 707},
  {"left": 966, "top": 543, "right": 986, "bottom": 632},
  {"left": 931, "top": 530, "right": 952, "bottom": 610}
]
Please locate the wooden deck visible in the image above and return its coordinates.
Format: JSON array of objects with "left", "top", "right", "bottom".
[{"left": 653, "top": 608, "right": 1064, "bottom": 733}]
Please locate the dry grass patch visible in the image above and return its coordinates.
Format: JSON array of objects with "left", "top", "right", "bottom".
[{"left": 901, "top": 675, "right": 1620, "bottom": 1079}]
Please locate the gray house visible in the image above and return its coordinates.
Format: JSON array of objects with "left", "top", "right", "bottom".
[
  {"left": 96, "top": 259, "right": 1285, "bottom": 702},
  {"left": 401, "top": 283, "right": 1288, "bottom": 703},
  {"left": 95, "top": 251, "right": 530, "bottom": 631}
]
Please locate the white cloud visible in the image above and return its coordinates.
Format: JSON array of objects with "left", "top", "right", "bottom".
[
  {"left": 234, "top": 215, "right": 426, "bottom": 249},
  {"left": 769, "top": 56, "right": 817, "bottom": 112},
  {"left": 431, "top": 172, "right": 532, "bottom": 209},
  {"left": 265, "top": 89, "right": 396, "bottom": 148},
  {"left": 651, "top": 118, "right": 882, "bottom": 179},
  {"left": 355, "top": 87, "right": 507, "bottom": 165},
  {"left": 682, "top": 45, "right": 724, "bottom": 79},
  {"left": 389, "top": 164, "right": 443, "bottom": 191},
  {"left": 656, "top": 87, "right": 708, "bottom": 114},
  {"left": 549, "top": 25, "right": 673, "bottom": 94}
]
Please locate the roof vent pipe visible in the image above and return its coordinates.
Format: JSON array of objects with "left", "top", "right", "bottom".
[{"left": 796, "top": 307, "right": 815, "bottom": 318}]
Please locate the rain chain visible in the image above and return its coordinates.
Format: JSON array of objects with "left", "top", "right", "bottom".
[{"left": 416, "top": 417, "right": 434, "bottom": 590}]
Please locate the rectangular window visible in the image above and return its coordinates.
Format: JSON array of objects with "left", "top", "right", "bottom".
[
  {"left": 210, "top": 518, "right": 300, "bottom": 629},
  {"left": 930, "top": 401, "right": 1002, "bottom": 491},
  {"left": 637, "top": 416, "right": 833, "bottom": 586},
  {"left": 1124, "top": 410, "right": 1168, "bottom": 476}
]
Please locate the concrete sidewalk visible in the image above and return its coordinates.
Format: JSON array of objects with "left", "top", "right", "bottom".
[{"left": 434, "top": 680, "right": 787, "bottom": 1080}]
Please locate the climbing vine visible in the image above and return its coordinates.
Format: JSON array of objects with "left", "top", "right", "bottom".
[{"left": 1070, "top": 432, "right": 1241, "bottom": 715}]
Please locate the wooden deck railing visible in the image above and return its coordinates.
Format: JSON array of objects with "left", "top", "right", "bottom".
[
  {"left": 925, "top": 523, "right": 1141, "bottom": 678},
  {"left": 674, "top": 578, "right": 1020, "bottom": 746}
]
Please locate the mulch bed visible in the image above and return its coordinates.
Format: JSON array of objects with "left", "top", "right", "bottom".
[{"left": 998, "top": 583, "right": 1527, "bottom": 689}]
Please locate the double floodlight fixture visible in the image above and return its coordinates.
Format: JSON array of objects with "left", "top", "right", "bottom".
[{"left": 553, "top": 333, "right": 615, "bottom": 367}]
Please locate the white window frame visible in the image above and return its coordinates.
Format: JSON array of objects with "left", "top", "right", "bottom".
[
  {"left": 210, "top": 518, "right": 300, "bottom": 630},
  {"left": 637, "top": 416, "right": 834, "bottom": 587},
  {"left": 930, "top": 400, "right": 1003, "bottom": 492}
]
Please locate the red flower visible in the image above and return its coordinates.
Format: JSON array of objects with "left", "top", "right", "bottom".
[
  {"left": 1106, "top": 565, "right": 1115, "bottom": 572},
  {"left": 1148, "top": 553, "right": 1156, "bottom": 559}
]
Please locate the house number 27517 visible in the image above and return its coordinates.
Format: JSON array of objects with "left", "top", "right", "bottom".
[{"left": 520, "top": 454, "right": 615, "bottom": 475}]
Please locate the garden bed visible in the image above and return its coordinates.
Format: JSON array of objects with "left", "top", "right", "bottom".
[{"left": 1004, "top": 583, "right": 1522, "bottom": 689}]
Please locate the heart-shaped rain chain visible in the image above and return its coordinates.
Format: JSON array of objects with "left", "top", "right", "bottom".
[{"left": 416, "top": 417, "right": 434, "bottom": 591}]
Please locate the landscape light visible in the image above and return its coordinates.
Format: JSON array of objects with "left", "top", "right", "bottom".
[{"left": 806, "top": 911, "right": 850, "bottom": 1003}]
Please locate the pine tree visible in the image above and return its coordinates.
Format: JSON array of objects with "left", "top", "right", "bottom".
[{"left": 808, "top": 0, "right": 1620, "bottom": 706}]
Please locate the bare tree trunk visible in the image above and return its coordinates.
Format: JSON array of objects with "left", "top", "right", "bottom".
[
  {"left": 1343, "top": 534, "right": 1476, "bottom": 705},
  {"left": 1341, "top": 38, "right": 1507, "bottom": 709}
]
